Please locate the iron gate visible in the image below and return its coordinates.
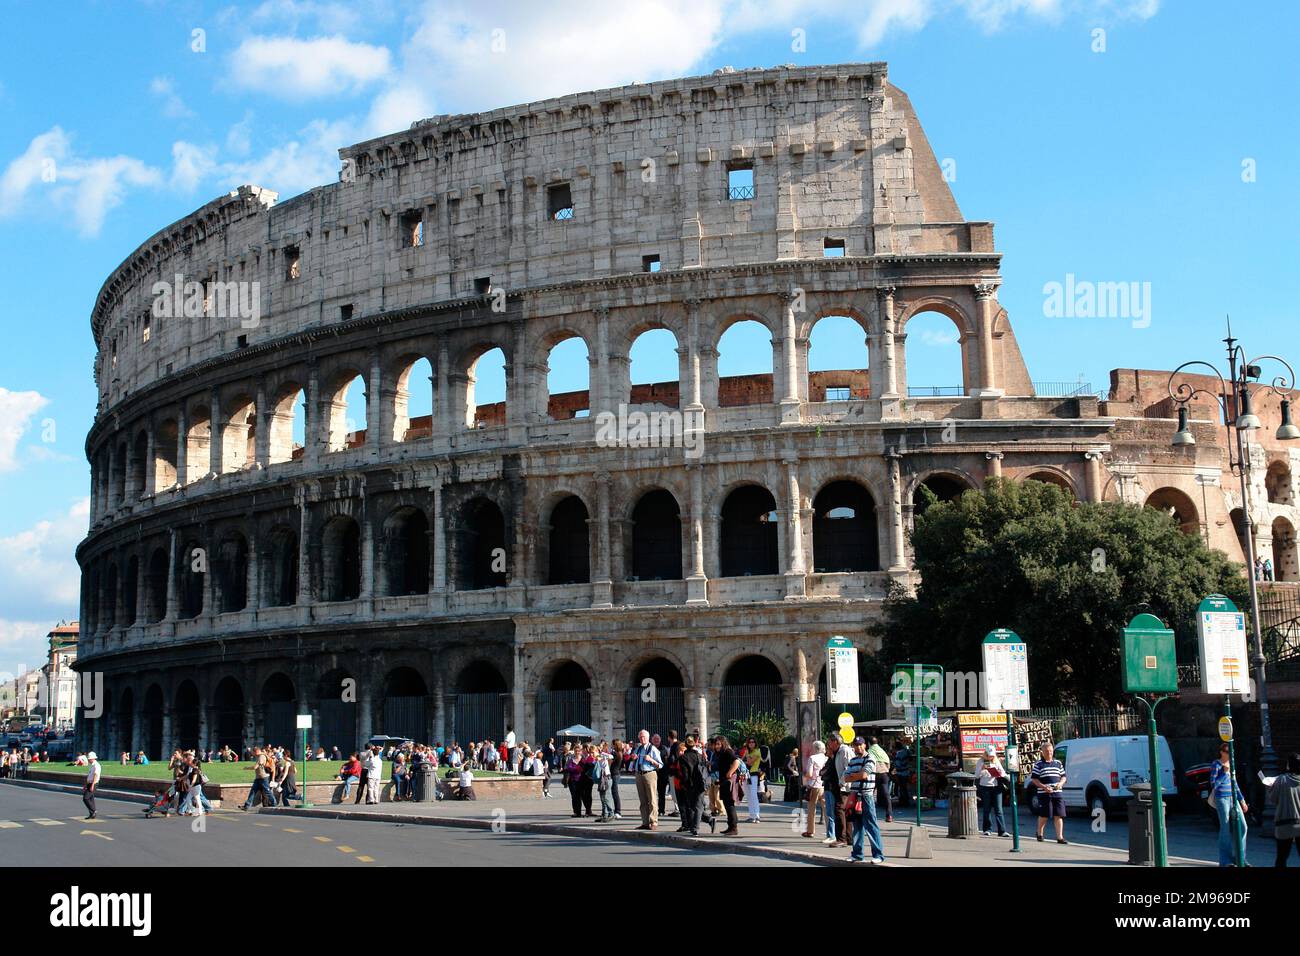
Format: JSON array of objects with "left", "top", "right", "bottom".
[
  {"left": 623, "top": 686, "right": 686, "bottom": 741},
  {"left": 454, "top": 692, "right": 506, "bottom": 745},
  {"left": 535, "top": 689, "right": 592, "bottom": 740},
  {"left": 381, "top": 696, "right": 428, "bottom": 741},
  {"left": 720, "top": 684, "right": 784, "bottom": 727},
  {"left": 317, "top": 699, "right": 356, "bottom": 755},
  {"left": 262, "top": 701, "right": 296, "bottom": 750}
]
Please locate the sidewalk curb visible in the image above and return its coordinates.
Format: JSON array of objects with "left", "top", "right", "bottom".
[
  {"left": 0, "top": 777, "right": 153, "bottom": 804},
  {"left": 269, "top": 805, "right": 867, "bottom": 867}
]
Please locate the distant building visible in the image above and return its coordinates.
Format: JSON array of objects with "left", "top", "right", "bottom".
[{"left": 41, "top": 622, "right": 79, "bottom": 732}]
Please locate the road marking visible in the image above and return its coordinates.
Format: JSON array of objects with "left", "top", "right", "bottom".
[
  {"left": 313, "top": 836, "right": 331, "bottom": 843},
  {"left": 0, "top": 821, "right": 22, "bottom": 829},
  {"left": 283, "top": 827, "right": 302, "bottom": 833},
  {"left": 356, "top": 855, "right": 375, "bottom": 862},
  {"left": 254, "top": 822, "right": 271, "bottom": 828},
  {"left": 336, "top": 845, "right": 355, "bottom": 853},
  {"left": 30, "top": 818, "right": 64, "bottom": 826},
  {"left": 81, "top": 830, "right": 113, "bottom": 841}
]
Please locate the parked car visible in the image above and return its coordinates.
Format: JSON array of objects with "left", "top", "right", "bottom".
[{"left": 1052, "top": 735, "right": 1176, "bottom": 815}]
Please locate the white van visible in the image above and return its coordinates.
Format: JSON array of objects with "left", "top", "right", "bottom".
[{"left": 1051, "top": 735, "right": 1175, "bottom": 815}]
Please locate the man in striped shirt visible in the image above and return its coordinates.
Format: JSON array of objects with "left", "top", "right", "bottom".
[
  {"left": 844, "top": 737, "right": 885, "bottom": 863},
  {"left": 1031, "top": 742, "right": 1068, "bottom": 844}
]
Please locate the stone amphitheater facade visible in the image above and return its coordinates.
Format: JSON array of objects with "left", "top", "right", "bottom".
[{"left": 75, "top": 63, "right": 1300, "bottom": 759}]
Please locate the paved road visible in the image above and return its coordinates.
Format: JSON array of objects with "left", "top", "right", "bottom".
[{"left": 0, "top": 783, "right": 810, "bottom": 867}]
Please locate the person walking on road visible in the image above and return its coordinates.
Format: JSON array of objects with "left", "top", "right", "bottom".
[
  {"left": 1211, "top": 742, "right": 1248, "bottom": 866},
  {"left": 975, "top": 745, "right": 1009, "bottom": 837},
  {"left": 241, "top": 747, "right": 278, "bottom": 810},
  {"left": 1259, "top": 752, "right": 1300, "bottom": 867},
  {"left": 632, "top": 729, "right": 664, "bottom": 830},
  {"left": 82, "top": 752, "right": 100, "bottom": 820},
  {"left": 1031, "top": 742, "right": 1068, "bottom": 845},
  {"left": 844, "top": 736, "right": 885, "bottom": 863},
  {"left": 802, "top": 740, "right": 827, "bottom": 838}
]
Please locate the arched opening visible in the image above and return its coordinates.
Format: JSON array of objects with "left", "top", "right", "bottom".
[
  {"left": 221, "top": 394, "right": 257, "bottom": 472},
  {"left": 123, "top": 555, "right": 139, "bottom": 625},
  {"left": 261, "top": 673, "right": 296, "bottom": 750},
  {"left": 1144, "top": 487, "right": 1200, "bottom": 536},
  {"left": 154, "top": 419, "right": 179, "bottom": 488},
  {"left": 625, "top": 657, "right": 686, "bottom": 742},
  {"left": 813, "top": 481, "right": 879, "bottom": 572},
  {"left": 321, "top": 515, "right": 362, "bottom": 602},
  {"left": 214, "top": 533, "right": 249, "bottom": 613},
  {"left": 327, "top": 373, "right": 367, "bottom": 452},
  {"left": 1272, "top": 517, "right": 1297, "bottom": 582},
  {"left": 381, "top": 667, "right": 429, "bottom": 741},
  {"left": 382, "top": 507, "right": 430, "bottom": 596},
  {"left": 1026, "top": 471, "right": 1075, "bottom": 497},
  {"left": 454, "top": 661, "right": 508, "bottom": 744},
  {"left": 536, "top": 660, "right": 592, "bottom": 741},
  {"left": 716, "top": 319, "right": 773, "bottom": 407},
  {"left": 719, "top": 485, "right": 779, "bottom": 576},
  {"left": 264, "top": 526, "right": 298, "bottom": 607},
  {"left": 913, "top": 473, "right": 973, "bottom": 519},
  {"left": 213, "top": 676, "right": 245, "bottom": 752},
  {"left": 547, "top": 495, "right": 590, "bottom": 585},
  {"left": 314, "top": 669, "right": 356, "bottom": 755},
  {"left": 901, "top": 311, "right": 965, "bottom": 397},
  {"left": 145, "top": 547, "right": 168, "bottom": 623},
  {"left": 456, "top": 497, "right": 507, "bottom": 590},
  {"left": 179, "top": 540, "right": 204, "bottom": 619},
  {"left": 808, "top": 315, "right": 868, "bottom": 402},
  {"left": 1267, "top": 460, "right": 1294, "bottom": 505},
  {"left": 394, "top": 356, "right": 434, "bottom": 442},
  {"left": 720, "top": 655, "right": 784, "bottom": 728},
  {"left": 467, "top": 347, "right": 507, "bottom": 428},
  {"left": 173, "top": 680, "right": 200, "bottom": 751},
  {"left": 143, "top": 684, "right": 164, "bottom": 759},
  {"left": 117, "top": 687, "right": 135, "bottom": 756},
  {"left": 268, "top": 385, "right": 305, "bottom": 464},
  {"left": 545, "top": 335, "right": 591, "bottom": 420},
  {"left": 629, "top": 328, "right": 680, "bottom": 408},
  {"left": 184, "top": 406, "right": 211, "bottom": 483},
  {"left": 630, "top": 489, "right": 682, "bottom": 581}
]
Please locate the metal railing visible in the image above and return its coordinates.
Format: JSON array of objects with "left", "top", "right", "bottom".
[
  {"left": 1022, "top": 705, "right": 1142, "bottom": 741},
  {"left": 1032, "top": 381, "right": 1097, "bottom": 397},
  {"left": 552, "top": 206, "right": 574, "bottom": 221},
  {"left": 727, "top": 184, "right": 755, "bottom": 200},
  {"left": 907, "top": 385, "right": 964, "bottom": 397}
]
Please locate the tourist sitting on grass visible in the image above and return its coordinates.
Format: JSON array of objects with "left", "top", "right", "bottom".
[{"left": 135, "top": 751, "right": 149, "bottom": 765}]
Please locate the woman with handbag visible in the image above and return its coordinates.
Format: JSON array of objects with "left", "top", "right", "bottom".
[
  {"left": 974, "top": 745, "right": 1008, "bottom": 837},
  {"left": 802, "top": 741, "right": 828, "bottom": 838},
  {"left": 714, "top": 737, "right": 741, "bottom": 835}
]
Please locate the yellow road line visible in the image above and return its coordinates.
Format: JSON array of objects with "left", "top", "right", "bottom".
[
  {"left": 0, "top": 821, "right": 22, "bottom": 829},
  {"left": 356, "top": 855, "right": 375, "bottom": 862},
  {"left": 336, "top": 845, "right": 355, "bottom": 853},
  {"left": 283, "top": 827, "right": 302, "bottom": 833},
  {"left": 30, "top": 818, "right": 64, "bottom": 826},
  {"left": 313, "top": 835, "right": 331, "bottom": 843}
]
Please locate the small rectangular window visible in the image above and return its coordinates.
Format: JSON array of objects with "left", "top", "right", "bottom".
[
  {"left": 142, "top": 314, "right": 151, "bottom": 343},
  {"left": 340, "top": 304, "right": 353, "bottom": 321},
  {"left": 642, "top": 254, "right": 661, "bottom": 273},
  {"left": 284, "top": 245, "right": 301, "bottom": 281},
  {"left": 727, "top": 164, "right": 754, "bottom": 200},
  {"left": 825, "top": 387, "right": 850, "bottom": 401},
  {"left": 823, "top": 238, "right": 845, "bottom": 257},
  {"left": 236, "top": 334, "right": 248, "bottom": 349},
  {"left": 400, "top": 210, "right": 424, "bottom": 247},
  {"left": 474, "top": 276, "right": 492, "bottom": 295},
  {"left": 547, "top": 182, "right": 574, "bottom": 220}
]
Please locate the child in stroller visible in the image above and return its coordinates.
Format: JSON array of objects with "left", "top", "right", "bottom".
[{"left": 143, "top": 783, "right": 177, "bottom": 818}]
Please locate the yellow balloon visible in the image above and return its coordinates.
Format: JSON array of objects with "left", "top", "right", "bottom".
[
  {"left": 840, "top": 727, "right": 856, "bottom": 743},
  {"left": 836, "top": 712, "right": 854, "bottom": 728}
]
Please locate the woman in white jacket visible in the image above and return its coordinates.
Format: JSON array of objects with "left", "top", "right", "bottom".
[{"left": 974, "top": 745, "right": 1009, "bottom": 837}]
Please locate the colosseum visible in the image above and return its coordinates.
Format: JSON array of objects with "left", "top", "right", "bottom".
[{"left": 75, "top": 63, "right": 1300, "bottom": 759}]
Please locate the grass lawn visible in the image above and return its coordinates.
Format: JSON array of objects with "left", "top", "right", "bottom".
[{"left": 37, "top": 761, "right": 513, "bottom": 783}]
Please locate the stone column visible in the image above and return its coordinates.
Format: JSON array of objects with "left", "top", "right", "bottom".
[
  {"left": 1084, "top": 451, "right": 1104, "bottom": 502},
  {"left": 432, "top": 674, "right": 446, "bottom": 745},
  {"left": 367, "top": 349, "right": 383, "bottom": 459},
  {"left": 359, "top": 493, "right": 374, "bottom": 604},
  {"left": 780, "top": 290, "right": 802, "bottom": 422},
  {"left": 208, "top": 387, "right": 224, "bottom": 477},
  {"left": 887, "top": 452, "right": 907, "bottom": 570},
  {"left": 246, "top": 537, "right": 261, "bottom": 611},
  {"left": 305, "top": 362, "right": 322, "bottom": 469},
  {"left": 134, "top": 554, "right": 148, "bottom": 628},
  {"left": 356, "top": 687, "right": 373, "bottom": 747},
  {"left": 686, "top": 464, "right": 708, "bottom": 604},
  {"left": 876, "top": 286, "right": 900, "bottom": 401},
  {"left": 296, "top": 486, "right": 313, "bottom": 606},
  {"left": 200, "top": 526, "right": 217, "bottom": 619},
  {"left": 431, "top": 478, "right": 447, "bottom": 591},
  {"left": 160, "top": 709, "right": 174, "bottom": 761},
  {"left": 511, "top": 647, "right": 526, "bottom": 742},
  {"left": 593, "top": 308, "right": 611, "bottom": 416},
  {"left": 685, "top": 299, "right": 704, "bottom": 412},
  {"left": 143, "top": 427, "right": 156, "bottom": 497},
  {"left": 593, "top": 472, "right": 613, "bottom": 607},
  {"left": 783, "top": 456, "right": 807, "bottom": 597},
  {"left": 175, "top": 406, "right": 188, "bottom": 487},
  {"left": 165, "top": 529, "right": 181, "bottom": 621},
  {"left": 435, "top": 344, "right": 451, "bottom": 438},
  {"left": 985, "top": 450, "right": 1004, "bottom": 482},
  {"left": 973, "top": 283, "right": 1004, "bottom": 397}
]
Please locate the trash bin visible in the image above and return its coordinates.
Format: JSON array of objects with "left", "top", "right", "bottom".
[
  {"left": 946, "top": 771, "right": 978, "bottom": 838},
  {"left": 1128, "top": 782, "right": 1154, "bottom": 865},
  {"left": 413, "top": 763, "right": 438, "bottom": 803}
]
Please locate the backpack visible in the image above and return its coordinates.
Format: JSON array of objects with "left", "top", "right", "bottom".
[{"left": 592, "top": 757, "right": 605, "bottom": 781}]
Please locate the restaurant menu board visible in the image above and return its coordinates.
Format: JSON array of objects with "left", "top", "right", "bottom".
[
  {"left": 827, "top": 636, "right": 860, "bottom": 704},
  {"left": 956, "top": 712, "right": 1009, "bottom": 772},
  {"left": 981, "top": 630, "right": 1031, "bottom": 711},
  {"left": 1197, "top": 595, "right": 1249, "bottom": 696}
]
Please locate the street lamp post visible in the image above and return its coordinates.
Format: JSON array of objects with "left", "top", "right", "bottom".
[{"left": 1166, "top": 322, "right": 1299, "bottom": 787}]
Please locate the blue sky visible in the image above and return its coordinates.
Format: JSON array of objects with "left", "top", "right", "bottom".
[{"left": 0, "top": 0, "right": 1297, "bottom": 677}]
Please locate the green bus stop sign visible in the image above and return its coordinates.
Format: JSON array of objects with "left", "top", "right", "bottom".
[{"left": 1122, "top": 612, "right": 1177, "bottom": 694}]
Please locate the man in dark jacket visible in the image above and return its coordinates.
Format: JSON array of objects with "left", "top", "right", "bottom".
[{"left": 676, "top": 735, "right": 706, "bottom": 835}]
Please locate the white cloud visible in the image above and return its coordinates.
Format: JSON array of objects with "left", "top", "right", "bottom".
[
  {"left": 0, "top": 388, "right": 50, "bottom": 472},
  {"left": 229, "top": 35, "right": 393, "bottom": 99},
  {"left": 0, "top": 499, "right": 88, "bottom": 637},
  {"left": 170, "top": 140, "right": 220, "bottom": 192},
  {"left": 918, "top": 327, "right": 960, "bottom": 347},
  {"left": 150, "top": 76, "right": 194, "bottom": 119},
  {"left": 0, "top": 620, "right": 48, "bottom": 678}
]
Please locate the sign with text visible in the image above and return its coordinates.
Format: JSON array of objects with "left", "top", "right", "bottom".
[
  {"left": 891, "top": 663, "right": 944, "bottom": 711},
  {"left": 826, "top": 636, "right": 860, "bottom": 704},
  {"left": 1196, "top": 594, "right": 1249, "bottom": 696},
  {"left": 981, "top": 629, "right": 1031, "bottom": 711},
  {"left": 1122, "top": 613, "right": 1178, "bottom": 694}
]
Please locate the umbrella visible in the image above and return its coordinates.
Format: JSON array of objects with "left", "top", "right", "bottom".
[{"left": 555, "top": 724, "right": 599, "bottom": 739}]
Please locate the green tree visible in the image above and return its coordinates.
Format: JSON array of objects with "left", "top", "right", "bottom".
[
  {"left": 871, "top": 479, "right": 1248, "bottom": 706},
  {"left": 715, "top": 711, "right": 787, "bottom": 747}
]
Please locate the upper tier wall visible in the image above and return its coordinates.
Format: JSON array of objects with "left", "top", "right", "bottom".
[{"left": 89, "top": 63, "right": 988, "bottom": 417}]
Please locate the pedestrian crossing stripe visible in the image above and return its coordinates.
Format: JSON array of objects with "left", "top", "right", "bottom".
[
  {"left": 356, "top": 855, "right": 375, "bottom": 862},
  {"left": 313, "top": 836, "right": 331, "bottom": 843},
  {"left": 254, "top": 822, "right": 271, "bottom": 827},
  {"left": 283, "top": 827, "right": 302, "bottom": 833},
  {"left": 0, "top": 821, "right": 22, "bottom": 829},
  {"left": 30, "top": 818, "right": 63, "bottom": 826},
  {"left": 336, "top": 845, "right": 355, "bottom": 853}
]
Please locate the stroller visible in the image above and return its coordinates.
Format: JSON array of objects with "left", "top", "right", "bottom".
[{"left": 143, "top": 784, "right": 177, "bottom": 818}]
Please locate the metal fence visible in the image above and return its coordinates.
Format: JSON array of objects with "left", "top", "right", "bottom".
[
  {"left": 262, "top": 701, "right": 296, "bottom": 750},
  {"left": 316, "top": 699, "right": 356, "bottom": 755},
  {"left": 1022, "top": 706, "right": 1142, "bottom": 742},
  {"left": 623, "top": 686, "right": 686, "bottom": 741},
  {"left": 719, "top": 684, "right": 784, "bottom": 727},
  {"left": 1032, "top": 381, "right": 1096, "bottom": 398},
  {"left": 381, "top": 696, "right": 428, "bottom": 741},
  {"left": 453, "top": 692, "right": 507, "bottom": 746},
  {"left": 536, "top": 689, "right": 592, "bottom": 741}
]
